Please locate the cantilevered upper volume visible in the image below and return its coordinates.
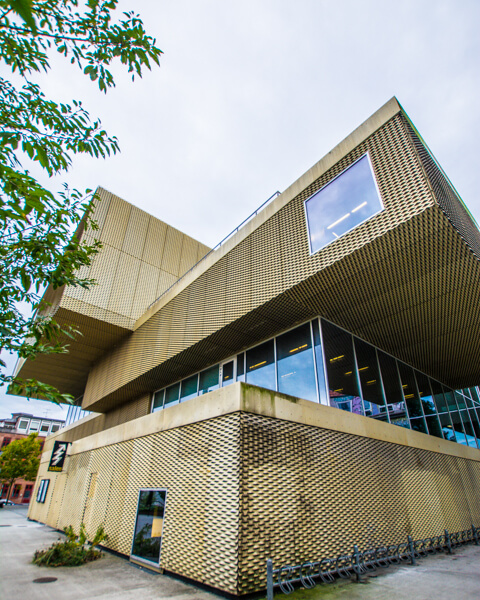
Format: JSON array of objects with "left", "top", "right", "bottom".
[
  {"left": 14, "top": 188, "right": 211, "bottom": 399},
  {"left": 14, "top": 98, "right": 480, "bottom": 414}
]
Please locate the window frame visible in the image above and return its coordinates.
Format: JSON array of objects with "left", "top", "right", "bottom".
[
  {"left": 304, "top": 152, "right": 384, "bottom": 255},
  {"left": 130, "top": 487, "right": 168, "bottom": 567}
]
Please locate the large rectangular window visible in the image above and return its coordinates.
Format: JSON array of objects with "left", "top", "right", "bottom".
[
  {"left": 305, "top": 153, "right": 383, "bottom": 254},
  {"left": 354, "top": 338, "right": 386, "bottom": 419},
  {"left": 152, "top": 390, "right": 164, "bottom": 413},
  {"left": 322, "top": 320, "right": 362, "bottom": 415},
  {"left": 180, "top": 375, "right": 198, "bottom": 402},
  {"left": 164, "top": 383, "right": 180, "bottom": 408},
  {"left": 199, "top": 365, "right": 219, "bottom": 395},
  {"left": 246, "top": 340, "right": 275, "bottom": 391},
  {"left": 276, "top": 323, "right": 317, "bottom": 402},
  {"left": 376, "top": 350, "right": 408, "bottom": 427}
]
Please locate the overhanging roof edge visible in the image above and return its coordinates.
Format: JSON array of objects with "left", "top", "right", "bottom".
[{"left": 135, "top": 97, "right": 403, "bottom": 329}]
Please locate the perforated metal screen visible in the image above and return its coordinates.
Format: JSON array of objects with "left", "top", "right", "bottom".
[
  {"left": 30, "top": 407, "right": 480, "bottom": 595},
  {"left": 81, "top": 109, "right": 480, "bottom": 413}
]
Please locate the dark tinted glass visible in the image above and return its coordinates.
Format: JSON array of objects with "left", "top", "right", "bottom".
[
  {"left": 450, "top": 411, "right": 467, "bottom": 445},
  {"left": 180, "top": 375, "right": 198, "bottom": 402},
  {"left": 468, "top": 410, "right": 480, "bottom": 440},
  {"left": 455, "top": 391, "right": 467, "bottom": 410},
  {"left": 312, "top": 320, "right": 328, "bottom": 405},
  {"left": 425, "top": 415, "right": 443, "bottom": 439},
  {"left": 443, "top": 390, "right": 458, "bottom": 412},
  {"left": 410, "top": 417, "right": 427, "bottom": 434},
  {"left": 236, "top": 353, "right": 245, "bottom": 382},
  {"left": 222, "top": 361, "right": 234, "bottom": 386},
  {"left": 429, "top": 378, "right": 448, "bottom": 413},
  {"left": 164, "top": 383, "right": 180, "bottom": 407},
  {"left": 131, "top": 490, "right": 166, "bottom": 563},
  {"left": 276, "top": 324, "right": 317, "bottom": 402},
  {"left": 397, "top": 363, "right": 422, "bottom": 418},
  {"left": 354, "top": 339, "right": 386, "bottom": 418},
  {"left": 199, "top": 365, "right": 219, "bottom": 394},
  {"left": 246, "top": 340, "right": 275, "bottom": 391},
  {"left": 470, "top": 387, "right": 480, "bottom": 404},
  {"left": 414, "top": 371, "right": 436, "bottom": 416},
  {"left": 440, "top": 413, "right": 456, "bottom": 442},
  {"left": 322, "top": 320, "right": 362, "bottom": 415},
  {"left": 152, "top": 390, "right": 164, "bottom": 413},
  {"left": 377, "top": 351, "right": 407, "bottom": 423}
]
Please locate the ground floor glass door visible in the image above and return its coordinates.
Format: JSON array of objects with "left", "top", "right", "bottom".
[{"left": 131, "top": 489, "right": 167, "bottom": 565}]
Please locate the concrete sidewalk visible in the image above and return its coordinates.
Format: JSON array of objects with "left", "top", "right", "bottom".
[
  {"left": 1, "top": 505, "right": 480, "bottom": 600},
  {"left": 0, "top": 505, "right": 217, "bottom": 600}
]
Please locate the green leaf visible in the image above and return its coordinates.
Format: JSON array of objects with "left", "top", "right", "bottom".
[
  {"left": 20, "top": 271, "right": 31, "bottom": 292},
  {"left": 6, "top": 0, "right": 37, "bottom": 33},
  {"left": 36, "top": 147, "right": 49, "bottom": 169}
]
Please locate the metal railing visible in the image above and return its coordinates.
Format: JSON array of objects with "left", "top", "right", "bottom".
[
  {"left": 266, "top": 526, "right": 480, "bottom": 599},
  {"left": 146, "top": 191, "right": 281, "bottom": 310}
]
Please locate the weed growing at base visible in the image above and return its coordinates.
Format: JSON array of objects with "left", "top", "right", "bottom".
[{"left": 33, "top": 523, "right": 107, "bottom": 567}]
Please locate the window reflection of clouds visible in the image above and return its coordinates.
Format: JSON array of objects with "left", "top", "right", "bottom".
[
  {"left": 148, "top": 316, "right": 480, "bottom": 449},
  {"left": 305, "top": 154, "right": 383, "bottom": 254}
]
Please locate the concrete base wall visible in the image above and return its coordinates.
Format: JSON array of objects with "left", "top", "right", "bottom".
[{"left": 29, "top": 384, "right": 480, "bottom": 595}]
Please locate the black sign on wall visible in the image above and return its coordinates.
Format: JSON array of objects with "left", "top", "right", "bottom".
[{"left": 48, "top": 441, "right": 70, "bottom": 472}]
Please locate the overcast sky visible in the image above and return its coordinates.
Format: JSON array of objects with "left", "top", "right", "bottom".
[{"left": 1, "top": 0, "right": 479, "bottom": 421}]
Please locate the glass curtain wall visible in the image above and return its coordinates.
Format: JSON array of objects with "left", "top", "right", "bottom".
[
  {"left": 276, "top": 323, "right": 317, "bottom": 402},
  {"left": 65, "top": 397, "right": 90, "bottom": 426},
  {"left": 150, "top": 317, "right": 480, "bottom": 449}
]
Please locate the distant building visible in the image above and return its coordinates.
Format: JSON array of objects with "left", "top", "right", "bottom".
[{"left": 0, "top": 413, "right": 65, "bottom": 504}]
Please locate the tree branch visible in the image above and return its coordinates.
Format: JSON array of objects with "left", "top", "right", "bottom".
[{"left": 0, "top": 22, "right": 151, "bottom": 48}]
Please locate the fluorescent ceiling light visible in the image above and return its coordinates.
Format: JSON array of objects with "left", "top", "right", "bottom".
[
  {"left": 327, "top": 213, "right": 350, "bottom": 230},
  {"left": 351, "top": 201, "right": 367, "bottom": 213}
]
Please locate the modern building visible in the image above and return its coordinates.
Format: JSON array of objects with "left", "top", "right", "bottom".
[
  {"left": 17, "top": 98, "right": 480, "bottom": 595},
  {"left": 0, "top": 413, "right": 65, "bottom": 503}
]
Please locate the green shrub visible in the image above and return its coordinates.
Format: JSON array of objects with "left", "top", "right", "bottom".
[{"left": 33, "top": 523, "right": 107, "bottom": 567}]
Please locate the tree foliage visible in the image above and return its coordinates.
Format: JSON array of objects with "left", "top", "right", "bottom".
[
  {"left": 0, "top": 0, "right": 162, "bottom": 404},
  {"left": 0, "top": 432, "right": 41, "bottom": 499}
]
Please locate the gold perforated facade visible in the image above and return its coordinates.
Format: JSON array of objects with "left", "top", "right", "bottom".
[
  {"left": 20, "top": 98, "right": 480, "bottom": 594},
  {"left": 29, "top": 386, "right": 480, "bottom": 595}
]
